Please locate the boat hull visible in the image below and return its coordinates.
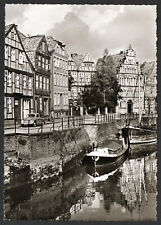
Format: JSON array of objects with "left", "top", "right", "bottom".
[
  {"left": 82, "top": 145, "right": 130, "bottom": 166},
  {"left": 85, "top": 151, "right": 129, "bottom": 177}
]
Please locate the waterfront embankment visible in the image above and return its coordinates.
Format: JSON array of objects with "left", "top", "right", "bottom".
[{"left": 4, "top": 117, "right": 156, "bottom": 185}]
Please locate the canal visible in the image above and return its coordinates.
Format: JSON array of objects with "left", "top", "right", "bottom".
[{"left": 4, "top": 143, "right": 157, "bottom": 221}]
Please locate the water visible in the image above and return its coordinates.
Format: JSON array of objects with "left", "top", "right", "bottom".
[{"left": 5, "top": 144, "right": 157, "bottom": 221}]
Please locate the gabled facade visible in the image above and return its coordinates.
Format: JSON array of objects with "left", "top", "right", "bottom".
[
  {"left": 22, "top": 35, "right": 51, "bottom": 117},
  {"left": 46, "top": 36, "right": 69, "bottom": 117},
  {"left": 141, "top": 61, "right": 157, "bottom": 114},
  {"left": 68, "top": 53, "right": 96, "bottom": 101},
  {"left": 5, "top": 24, "right": 34, "bottom": 124},
  {"left": 114, "top": 45, "right": 144, "bottom": 115}
]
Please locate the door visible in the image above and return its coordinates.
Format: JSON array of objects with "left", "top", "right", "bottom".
[
  {"left": 14, "top": 98, "right": 21, "bottom": 121},
  {"left": 127, "top": 100, "right": 133, "bottom": 114}
]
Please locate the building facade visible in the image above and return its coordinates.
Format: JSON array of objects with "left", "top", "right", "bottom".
[
  {"left": 114, "top": 45, "right": 144, "bottom": 115},
  {"left": 46, "top": 36, "right": 69, "bottom": 118},
  {"left": 22, "top": 35, "right": 51, "bottom": 117},
  {"left": 5, "top": 24, "right": 34, "bottom": 124},
  {"left": 141, "top": 61, "right": 157, "bottom": 115},
  {"left": 68, "top": 53, "right": 96, "bottom": 102}
]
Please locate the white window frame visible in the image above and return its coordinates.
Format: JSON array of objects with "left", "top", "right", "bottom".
[
  {"left": 28, "top": 77, "right": 32, "bottom": 90},
  {"left": 19, "top": 52, "right": 24, "bottom": 65},
  {"left": 23, "top": 75, "right": 27, "bottom": 89},
  {"left": 11, "top": 49, "right": 16, "bottom": 61},
  {"left": 6, "top": 97, "right": 12, "bottom": 114},
  {"left": 15, "top": 74, "right": 20, "bottom": 88}
]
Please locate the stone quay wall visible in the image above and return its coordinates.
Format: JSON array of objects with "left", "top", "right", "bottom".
[{"left": 4, "top": 117, "right": 144, "bottom": 183}]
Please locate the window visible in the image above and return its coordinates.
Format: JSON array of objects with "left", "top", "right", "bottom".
[
  {"left": 40, "top": 76, "right": 42, "bottom": 88},
  {"left": 39, "top": 98, "right": 43, "bottom": 111},
  {"left": 19, "top": 52, "right": 24, "bottom": 64},
  {"left": 42, "top": 57, "right": 45, "bottom": 69},
  {"left": 15, "top": 74, "right": 20, "bottom": 88},
  {"left": 38, "top": 55, "right": 41, "bottom": 67},
  {"left": 7, "top": 72, "right": 12, "bottom": 87},
  {"left": 6, "top": 97, "right": 12, "bottom": 113},
  {"left": 43, "top": 77, "right": 46, "bottom": 90},
  {"left": 5, "top": 46, "right": 8, "bottom": 60},
  {"left": 11, "top": 49, "right": 16, "bottom": 61},
  {"left": 28, "top": 77, "right": 32, "bottom": 90},
  {"left": 47, "top": 78, "right": 49, "bottom": 90},
  {"left": 23, "top": 75, "right": 27, "bottom": 89},
  {"left": 46, "top": 59, "right": 48, "bottom": 70},
  {"left": 36, "top": 75, "right": 39, "bottom": 88}
]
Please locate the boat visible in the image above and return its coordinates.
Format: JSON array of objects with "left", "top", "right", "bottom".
[
  {"left": 85, "top": 151, "right": 128, "bottom": 182},
  {"left": 82, "top": 127, "right": 130, "bottom": 166},
  {"left": 128, "top": 126, "right": 157, "bottom": 145}
]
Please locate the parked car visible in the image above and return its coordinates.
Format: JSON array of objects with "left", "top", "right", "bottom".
[{"left": 21, "top": 113, "right": 45, "bottom": 127}]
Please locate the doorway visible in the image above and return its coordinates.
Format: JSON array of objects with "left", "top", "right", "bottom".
[
  {"left": 14, "top": 98, "right": 21, "bottom": 121},
  {"left": 127, "top": 100, "right": 133, "bottom": 114}
]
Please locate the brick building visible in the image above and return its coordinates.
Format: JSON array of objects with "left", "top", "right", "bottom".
[
  {"left": 46, "top": 36, "right": 69, "bottom": 117},
  {"left": 113, "top": 45, "right": 144, "bottom": 115},
  {"left": 22, "top": 35, "right": 51, "bottom": 117},
  {"left": 5, "top": 24, "right": 34, "bottom": 125}
]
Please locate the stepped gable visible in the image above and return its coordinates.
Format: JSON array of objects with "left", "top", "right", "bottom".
[
  {"left": 22, "top": 35, "right": 44, "bottom": 52},
  {"left": 71, "top": 53, "right": 85, "bottom": 69}
]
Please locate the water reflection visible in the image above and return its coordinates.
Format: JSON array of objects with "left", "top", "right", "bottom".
[{"left": 5, "top": 144, "right": 157, "bottom": 221}]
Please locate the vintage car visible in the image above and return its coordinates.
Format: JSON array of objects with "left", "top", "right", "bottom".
[{"left": 21, "top": 113, "right": 45, "bottom": 127}]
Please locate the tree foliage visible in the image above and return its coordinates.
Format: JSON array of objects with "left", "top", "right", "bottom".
[{"left": 82, "top": 49, "right": 122, "bottom": 113}]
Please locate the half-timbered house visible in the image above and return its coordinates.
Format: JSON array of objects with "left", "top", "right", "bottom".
[
  {"left": 22, "top": 35, "right": 51, "bottom": 117},
  {"left": 5, "top": 24, "right": 34, "bottom": 125}
]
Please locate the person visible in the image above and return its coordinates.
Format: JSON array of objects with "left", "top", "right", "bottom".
[{"left": 122, "top": 126, "right": 129, "bottom": 145}]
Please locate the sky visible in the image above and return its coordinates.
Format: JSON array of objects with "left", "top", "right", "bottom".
[{"left": 5, "top": 4, "right": 157, "bottom": 62}]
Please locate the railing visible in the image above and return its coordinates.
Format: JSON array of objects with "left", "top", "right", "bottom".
[
  {"left": 4, "top": 116, "right": 84, "bottom": 135},
  {"left": 4, "top": 113, "right": 157, "bottom": 135}
]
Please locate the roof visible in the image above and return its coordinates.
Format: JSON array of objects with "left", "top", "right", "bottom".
[
  {"left": 111, "top": 52, "right": 125, "bottom": 73},
  {"left": 141, "top": 61, "right": 156, "bottom": 78},
  {"left": 5, "top": 24, "right": 14, "bottom": 35},
  {"left": 46, "top": 36, "right": 57, "bottom": 52},
  {"left": 18, "top": 30, "right": 26, "bottom": 40},
  {"left": 83, "top": 53, "right": 92, "bottom": 62},
  {"left": 71, "top": 53, "right": 85, "bottom": 69},
  {"left": 22, "top": 35, "right": 44, "bottom": 52}
]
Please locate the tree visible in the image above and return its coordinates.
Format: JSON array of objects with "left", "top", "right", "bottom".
[{"left": 82, "top": 49, "right": 122, "bottom": 113}]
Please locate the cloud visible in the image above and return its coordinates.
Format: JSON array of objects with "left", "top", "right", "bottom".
[
  {"left": 5, "top": 4, "right": 156, "bottom": 62},
  {"left": 5, "top": 4, "right": 29, "bottom": 25}
]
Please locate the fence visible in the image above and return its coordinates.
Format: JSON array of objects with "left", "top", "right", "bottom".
[
  {"left": 4, "top": 113, "right": 157, "bottom": 135},
  {"left": 4, "top": 116, "right": 84, "bottom": 135}
]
